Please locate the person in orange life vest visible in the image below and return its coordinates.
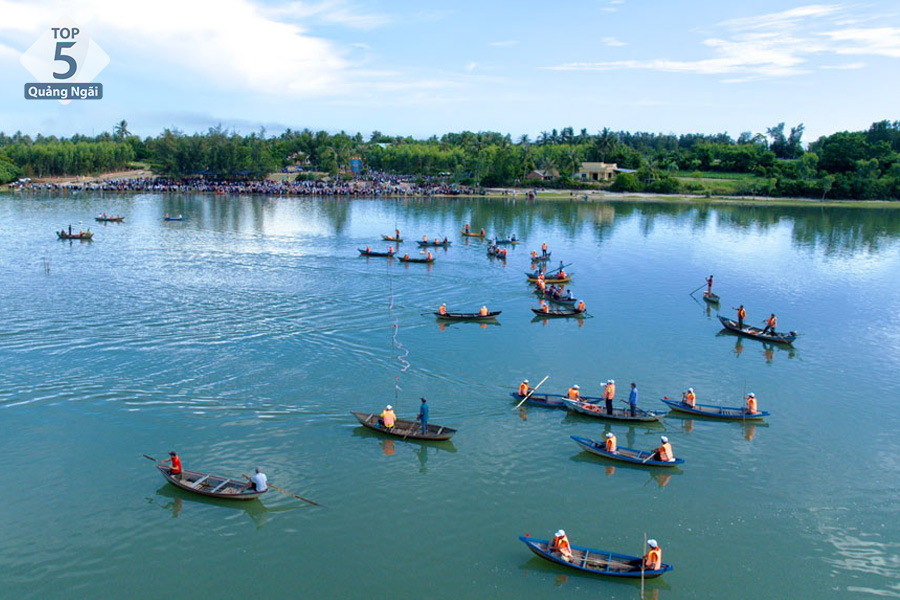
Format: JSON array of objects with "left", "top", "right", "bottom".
[
  {"left": 518, "top": 379, "right": 530, "bottom": 396},
  {"left": 540, "top": 301, "right": 550, "bottom": 314},
  {"left": 531, "top": 250, "right": 537, "bottom": 260},
  {"left": 434, "top": 237, "right": 439, "bottom": 244},
  {"left": 644, "top": 539, "right": 662, "bottom": 570},
  {"left": 537, "top": 279, "right": 546, "bottom": 292},
  {"left": 387, "top": 246, "right": 393, "bottom": 255},
  {"left": 706, "top": 274, "right": 714, "bottom": 295},
  {"left": 734, "top": 304, "right": 747, "bottom": 328},
  {"left": 745, "top": 392, "right": 758, "bottom": 414},
  {"left": 576, "top": 300, "right": 585, "bottom": 313},
  {"left": 480, "top": 228, "right": 485, "bottom": 236},
  {"left": 762, "top": 313, "right": 777, "bottom": 335},
  {"left": 604, "top": 379, "right": 616, "bottom": 415},
  {"left": 541, "top": 242, "right": 547, "bottom": 254},
  {"left": 567, "top": 384, "right": 580, "bottom": 400},
  {"left": 464, "top": 223, "right": 470, "bottom": 233},
  {"left": 439, "top": 304, "right": 447, "bottom": 316},
  {"left": 549, "top": 529, "right": 573, "bottom": 562},
  {"left": 426, "top": 251, "right": 433, "bottom": 260},
  {"left": 162, "top": 450, "right": 182, "bottom": 481},
  {"left": 558, "top": 269, "right": 566, "bottom": 280},
  {"left": 423, "top": 234, "right": 428, "bottom": 242},
  {"left": 379, "top": 405, "right": 396, "bottom": 429},
  {"left": 604, "top": 432, "right": 617, "bottom": 453},
  {"left": 479, "top": 306, "right": 489, "bottom": 316},
  {"left": 683, "top": 387, "right": 696, "bottom": 408},
  {"left": 403, "top": 253, "right": 410, "bottom": 260},
  {"left": 651, "top": 436, "right": 675, "bottom": 462},
  {"left": 365, "top": 246, "right": 370, "bottom": 253}
]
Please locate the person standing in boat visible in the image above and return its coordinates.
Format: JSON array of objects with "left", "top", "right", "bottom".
[
  {"left": 241, "top": 467, "right": 268, "bottom": 493},
  {"left": 705, "top": 274, "right": 714, "bottom": 296},
  {"left": 745, "top": 392, "right": 758, "bottom": 415},
  {"left": 643, "top": 539, "right": 662, "bottom": 570},
  {"left": 518, "top": 379, "right": 531, "bottom": 396},
  {"left": 379, "top": 405, "right": 396, "bottom": 429},
  {"left": 549, "top": 530, "right": 573, "bottom": 562},
  {"left": 604, "top": 379, "right": 616, "bottom": 415},
  {"left": 161, "top": 450, "right": 182, "bottom": 481},
  {"left": 464, "top": 223, "right": 470, "bottom": 233},
  {"left": 762, "top": 313, "right": 777, "bottom": 335},
  {"left": 734, "top": 305, "right": 747, "bottom": 328},
  {"left": 417, "top": 397, "right": 429, "bottom": 433},
  {"left": 628, "top": 382, "right": 639, "bottom": 417}
]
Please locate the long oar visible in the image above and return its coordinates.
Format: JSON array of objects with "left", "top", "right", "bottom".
[
  {"left": 641, "top": 532, "right": 646, "bottom": 599},
  {"left": 143, "top": 454, "right": 159, "bottom": 463},
  {"left": 514, "top": 375, "right": 549, "bottom": 409},
  {"left": 689, "top": 282, "right": 706, "bottom": 296},
  {"left": 264, "top": 483, "right": 321, "bottom": 507}
]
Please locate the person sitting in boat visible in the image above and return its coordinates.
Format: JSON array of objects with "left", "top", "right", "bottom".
[
  {"left": 403, "top": 254, "right": 410, "bottom": 260},
  {"left": 762, "top": 313, "right": 777, "bottom": 335},
  {"left": 518, "top": 379, "right": 530, "bottom": 396},
  {"left": 439, "top": 304, "right": 447, "bottom": 316},
  {"left": 379, "top": 405, "right": 396, "bottom": 429},
  {"left": 549, "top": 530, "right": 573, "bottom": 562},
  {"left": 604, "top": 432, "right": 617, "bottom": 453},
  {"left": 706, "top": 274, "right": 714, "bottom": 296},
  {"left": 387, "top": 246, "right": 394, "bottom": 255},
  {"left": 745, "top": 392, "right": 758, "bottom": 414},
  {"left": 443, "top": 236, "right": 449, "bottom": 244},
  {"left": 434, "top": 237, "right": 440, "bottom": 244},
  {"left": 644, "top": 539, "right": 662, "bottom": 570},
  {"left": 423, "top": 235, "right": 428, "bottom": 242},
  {"left": 531, "top": 250, "right": 538, "bottom": 260},
  {"left": 165, "top": 213, "right": 169, "bottom": 219},
  {"left": 479, "top": 305, "right": 489, "bottom": 316},
  {"left": 426, "top": 251, "right": 433, "bottom": 260},
  {"left": 558, "top": 269, "right": 566, "bottom": 279},
  {"left": 683, "top": 388, "right": 696, "bottom": 408},
  {"left": 241, "top": 466, "right": 268, "bottom": 493},
  {"left": 537, "top": 279, "right": 547, "bottom": 292},
  {"left": 540, "top": 301, "right": 550, "bottom": 314},
  {"left": 734, "top": 304, "right": 746, "bottom": 328},
  {"left": 567, "top": 384, "right": 581, "bottom": 400},
  {"left": 576, "top": 300, "right": 586, "bottom": 313},
  {"left": 365, "top": 246, "right": 370, "bottom": 253},
  {"left": 650, "top": 436, "right": 675, "bottom": 462},
  {"left": 162, "top": 450, "right": 182, "bottom": 481},
  {"left": 511, "top": 234, "right": 517, "bottom": 242}
]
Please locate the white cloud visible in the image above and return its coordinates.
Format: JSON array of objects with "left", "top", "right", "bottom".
[
  {"left": 602, "top": 37, "right": 627, "bottom": 47},
  {"left": 820, "top": 61, "right": 866, "bottom": 69},
  {"left": 824, "top": 27, "right": 900, "bottom": 58},
  {"left": 266, "top": 0, "right": 392, "bottom": 30},
  {"left": 490, "top": 40, "right": 519, "bottom": 47},
  {"left": 465, "top": 62, "right": 477, "bottom": 72}
]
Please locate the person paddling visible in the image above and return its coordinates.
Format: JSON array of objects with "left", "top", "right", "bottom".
[
  {"left": 417, "top": 397, "right": 429, "bottom": 433},
  {"left": 705, "top": 274, "right": 714, "bottom": 296},
  {"left": 549, "top": 530, "right": 573, "bottom": 562},
  {"left": 643, "top": 539, "right": 663, "bottom": 570},
  {"left": 762, "top": 313, "right": 777, "bottom": 335},
  {"left": 518, "top": 379, "right": 530, "bottom": 396},
  {"left": 161, "top": 450, "right": 182, "bottom": 481}
]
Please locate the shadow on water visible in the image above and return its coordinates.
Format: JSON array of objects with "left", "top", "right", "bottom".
[
  {"left": 660, "top": 413, "right": 770, "bottom": 441},
  {"left": 147, "top": 484, "right": 305, "bottom": 529},
  {"left": 517, "top": 556, "right": 673, "bottom": 593},
  {"left": 715, "top": 329, "right": 798, "bottom": 361},
  {"left": 569, "top": 451, "right": 685, "bottom": 485},
  {"left": 350, "top": 425, "right": 458, "bottom": 453}
]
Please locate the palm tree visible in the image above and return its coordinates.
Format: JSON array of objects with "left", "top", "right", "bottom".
[{"left": 113, "top": 120, "right": 130, "bottom": 141}]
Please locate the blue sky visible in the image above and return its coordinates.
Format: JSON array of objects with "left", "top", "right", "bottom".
[{"left": 1, "top": 0, "right": 899, "bottom": 144}]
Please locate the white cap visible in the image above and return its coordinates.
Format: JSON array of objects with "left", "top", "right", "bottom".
[
  {"left": 605, "top": 432, "right": 614, "bottom": 438},
  {"left": 660, "top": 436, "right": 669, "bottom": 443},
  {"left": 610, "top": 379, "right": 615, "bottom": 384},
  {"left": 523, "top": 379, "right": 529, "bottom": 383},
  {"left": 556, "top": 529, "right": 565, "bottom": 537},
  {"left": 386, "top": 405, "right": 392, "bottom": 410},
  {"left": 748, "top": 392, "right": 755, "bottom": 397},
  {"left": 688, "top": 387, "right": 693, "bottom": 392},
  {"left": 573, "top": 384, "right": 580, "bottom": 389},
  {"left": 647, "top": 539, "right": 658, "bottom": 548}
]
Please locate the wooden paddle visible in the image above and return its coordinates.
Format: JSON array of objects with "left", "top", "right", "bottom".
[
  {"left": 514, "top": 375, "right": 549, "bottom": 409},
  {"left": 267, "top": 483, "right": 322, "bottom": 507},
  {"left": 143, "top": 454, "right": 159, "bottom": 463}
]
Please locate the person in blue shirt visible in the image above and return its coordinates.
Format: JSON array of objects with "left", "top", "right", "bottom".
[
  {"left": 628, "top": 382, "right": 639, "bottom": 417},
  {"left": 417, "top": 397, "right": 429, "bottom": 433}
]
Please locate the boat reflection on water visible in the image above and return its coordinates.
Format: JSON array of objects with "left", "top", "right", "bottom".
[
  {"left": 569, "top": 448, "right": 684, "bottom": 488},
  {"left": 518, "top": 556, "right": 672, "bottom": 593},
  {"left": 436, "top": 320, "right": 501, "bottom": 332},
  {"left": 662, "top": 412, "right": 769, "bottom": 442},
  {"left": 148, "top": 484, "right": 304, "bottom": 530},
  {"left": 351, "top": 425, "right": 458, "bottom": 453},
  {"left": 717, "top": 329, "right": 797, "bottom": 360}
]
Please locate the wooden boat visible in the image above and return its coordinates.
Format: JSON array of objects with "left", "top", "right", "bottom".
[
  {"left": 358, "top": 248, "right": 395, "bottom": 257},
  {"left": 508, "top": 391, "right": 567, "bottom": 408},
  {"left": 519, "top": 535, "right": 673, "bottom": 578},
  {"left": 527, "top": 275, "right": 572, "bottom": 284},
  {"left": 416, "top": 240, "right": 452, "bottom": 247},
  {"left": 533, "top": 289, "right": 577, "bottom": 306},
  {"left": 398, "top": 255, "right": 435, "bottom": 263},
  {"left": 381, "top": 234, "right": 403, "bottom": 242},
  {"left": 95, "top": 216, "right": 124, "bottom": 222},
  {"left": 531, "top": 307, "right": 585, "bottom": 318},
  {"left": 717, "top": 315, "right": 797, "bottom": 345},
  {"left": 562, "top": 398, "right": 664, "bottom": 422},
  {"left": 154, "top": 464, "right": 267, "bottom": 500},
  {"left": 660, "top": 398, "right": 769, "bottom": 420},
  {"left": 460, "top": 229, "right": 486, "bottom": 238},
  {"left": 702, "top": 291, "right": 720, "bottom": 303},
  {"left": 570, "top": 435, "right": 685, "bottom": 467},
  {"left": 351, "top": 411, "right": 456, "bottom": 441},
  {"left": 164, "top": 215, "right": 183, "bottom": 221},
  {"left": 435, "top": 310, "right": 501, "bottom": 321},
  {"left": 58, "top": 230, "right": 93, "bottom": 240},
  {"left": 530, "top": 252, "right": 551, "bottom": 262},
  {"left": 493, "top": 237, "right": 520, "bottom": 245}
]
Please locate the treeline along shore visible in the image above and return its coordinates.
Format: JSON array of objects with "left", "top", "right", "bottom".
[{"left": 2, "top": 119, "right": 899, "bottom": 201}]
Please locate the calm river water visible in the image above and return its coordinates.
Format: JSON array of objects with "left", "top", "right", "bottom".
[{"left": 1, "top": 192, "right": 899, "bottom": 599}]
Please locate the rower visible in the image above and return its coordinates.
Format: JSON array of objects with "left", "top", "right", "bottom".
[
  {"left": 567, "top": 384, "right": 580, "bottom": 400},
  {"left": 379, "top": 405, "right": 396, "bottom": 429},
  {"left": 643, "top": 539, "right": 662, "bottom": 570},
  {"left": 162, "top": 450, "right": 182, "bottom": 481},
  {"left": 541, "top": 242, "right": 547, "bottom": 255},
  {"left": 706, "top": 274, "right": 714, "bottom": 295},
  {"left": 745, "top": 392, "right": 758, "bottom": 414},
  {"left": 576, "top": 300, "right": 585, "bottom": 312},
  {"left": 395, "top": 228, "right": 400, "bottom": 239},
  {"left": 479, "top": 305, "right": 489, "bottom": 316},
  {"left": 423, "top": 234, "right": 428, "bottom": 242},
  {"left": 403, "top": 253, "right": 410, "bottom": 260},
  {"left": 604, "top": 432, "right": 617, "bottom": 453},
  {"left": 439, "top": 303, "right": 447, "bottom": 315},
  {"left": 465, "top": 223, "right": 470, "bottom": 233},
  {"left": 762, "top": 313, "right": 777, "bottom": 335},
  {"left": 549, "top": 529, "right": 573, "bottom": 562},
  {"left": 388, "top": 246, "right": 394, "bottom": 255},
  {"left": 480, "top": 228, "right": 485, "bottom": 236},
  {"left": 426, "top": 251, "right": 433, "bottom": 260},
  {"left": 365, "top": 246, "right": 370, "bottom": 252},
  {"left": 518, "top": 379, "right": 530, "bottom": 396},
  {"left": 540, "top": 301, "right": 550, "bottom": 313},
  {"left": 651, "top": 436, "right": 675, "bottom": 462},
  {"left": 684, "top": 387, "right": 696, "bottom": 408}
]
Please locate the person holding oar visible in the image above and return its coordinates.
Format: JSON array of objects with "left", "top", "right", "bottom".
[
  {"left": 733, "top": 304, "right": 747, "bottom": 329},
  {"left": 628, "top": 382, "right": 639, "bottom": 417},
  {"left": 643, "top": 539, "right": 663, "bottom": 570},
  {"left": 161, "top": 450, "right": 182, "bottom": 481},
  {"left": 518, "top": 379, "right": 531, "bottom": 396},
  {"left": 705, "top": 274, "right": 714, "bottom": 296},
  {"left": 648, "top": 436, "right": 676, "bottom": 463},
  {"left": 549, "top": 529, "right": 573, "bottom": 563},
  {"left": 241, "top": 466, "right": 268, "bottom": 493},
  {"left": 417, "top": 397, "right": 429, "bottom": 433}
]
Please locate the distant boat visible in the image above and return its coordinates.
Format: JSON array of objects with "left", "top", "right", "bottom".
[
  {"left": 57, "top": 230, "right": 93, "bottom": 240},
  {"left": 717, "top": 315, "right": 797, "bottom": 345},
  {"left": 562, "top": 398, "right": 664, "bottom": 423},
  {"left": 519, "top": 535, "right": 673, "bottom": 578},
  {"left": 416, "top": 240, "right": 452, "bottom": 247},
  {"left": 660, "top": 398, "right": 769, "bottom": 420},
  {"left": 351, "top": 411, "right": 456, "bottom": 441},
  {"left": 460, "top": 229, "right": 485, "bottom": 238},
  {"left": 153, "top": 464, "right": 267, "bottom": 501},
  {"left": 434, "top": 310, "right": 501, "bottom": 321},
  {"left": 531, "top": 307, "right": 585, "bottom": 318},
  {"left": 508, "top": 391, "right": 568, "bottom": 408},
  {"left": 359, "top": 248, "right": 395, "bottom": 257},
  {"left": 95, "top": 215, "right": 124, "bottom": 222},
  {"left": 398, "top": 255, "right": 435, "bottom": 264},
  {"left": 570, "top": 435, "right": 685, "bottom": 467},
  {"left": 164, "top": 215, "right": 184, "bottom": 221},
  {"left": 381, "top": 234, "right": 403, "bottom": 242},
  {"left": 702, "top": 291, "right": 720, "bottom": 303}
]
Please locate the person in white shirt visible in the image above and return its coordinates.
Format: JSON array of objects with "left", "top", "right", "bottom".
[{"left": 242, "top": 466, "right": 268, "bottom": 493}]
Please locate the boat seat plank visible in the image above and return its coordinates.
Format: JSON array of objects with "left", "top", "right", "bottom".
[
  {"left": 191, "top": 474, "right": 210, "bottom": 489},
  {"left": 210, "top": 480, "right": 230, "bottom": 494}
]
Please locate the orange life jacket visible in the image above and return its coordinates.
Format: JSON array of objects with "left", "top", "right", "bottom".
[
  {"left": 426, "top": 252, "right": 433, "bottom": 260},
  {"left": 541, "top": 303, "right": 550, "bottom": 313},
  {"left": 659, "top": 443, "right": 674, "bottom": 462},
  {"left": 767, "top": 316, "right": 777, "bottom": 328},
  {"left": 518, "top": 382, "right": 529, "bottom": 396},
  {"left": 605, "top": 384, "right": 616, "bottom": 400},
  {"left": 577, "top": 301, "right": 585, "bottom": 312},
  {"left": 542, "top": 243, "right": 547, "bottom": 252},
  {"left": 605, "top": 435, "right": 617, "bottom": 452},
  {"left": 645, "top": 547, "right": 662, "bottom": 570},
  {"left": 404, "top": 254, "right": 410, "bottom": 259},
  {"left": 480, "top": 306, "right": 488, "bottom": 316},
  {"left": 381, "top": 409, "right": 396, "bottom": 427},
  {"left": 738, "top": 307, "right": 746, "bottom": 320},
  {"left": 439, "top": 305, "right": 447, "bottom": 315},
  {"left": 685, "top": 391, "right": 696, "bottom": 407},
  {"left": 559, "top": 270, "right": 566, "bottom": 278},
  {"left": 423, "top": 235, "right": 427, "bottom": 242},
  {"left": 551, "top": 535, "right": 572, "bottom": 556},
  {"left": 567, "top": 387, "right": 580, "bottom": 399},
  {"left": 531, "top": 251, "right": 537, "bottom": 259},
  {"left": 747, "top": 396, "right": 758, "bottom": 413}
]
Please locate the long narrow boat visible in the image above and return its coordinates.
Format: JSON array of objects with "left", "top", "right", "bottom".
[
  {"left": 351, "top": 411, "right": 456, "bottom": 441},
  {"left": 358, "top": 248, "right": 395, "bottom": 257},
  {"left": 717, "top": 315, "right": 797, "bottom": 345},
  {"left": 154, "top": 464, "right": 267, "bottom": 500},
  {"left": 530, "top": 252, "right": 551, "bottom": 262},
  {"left": 570, "top": 435, "right": 685, "bottom": 467},
  {"left": 519, "top": 536, "right": 673, "bottom": 579},
  {"left": 164, "top": 216, "right": 184, "bottom": 221},
  {"left": 57, "top": 230, "right": 93, "bottom": 240},
  {"left": 702, "top": 291, "right": 720, "bottom": 303},
  {"left": 533, "top": 289, "right": 577, "bottom": 306},
  {"left": 493, "top": 238, "right": 520, "bottom": 245},
  {"left": 460, "top": 229, "right": 486, "bottom": 238},
  {"left": 509, "top": 391, "right": 568, "bottom": 408},
  {"left": 380, "top": 234, "right": 403, "bottom": 242},
  {"left": 416, "top": 240, "right": 452, "bottom": 247},
  {"left": 562, "top": 398, "right": 664, "bottom": 422},
  {"left": 531, "top": 307, "right": 585, "bottom": 318},
  {"left": 95, "top": 216, "right": 124, "bottom": 222},
  {"left": 660, "top": 398, "right": 769, "bottom": 420},
  {"left": 435, "top": 310, "right": 501, "bottom": 321},
  {"left": 399, "top": 256, "right": 435, "bottom": 263}
]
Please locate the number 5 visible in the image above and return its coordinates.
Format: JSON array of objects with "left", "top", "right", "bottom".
[{"left": 53, "top": 41, "right": 77, "bottom": 79}]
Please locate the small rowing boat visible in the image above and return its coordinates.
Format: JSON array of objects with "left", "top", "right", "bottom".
[
  {"left": 153, "top": 464, "right": 267, "bottom": 500},
  {"left": 519, "top": 535, "right": 673, "bottom": 578},
  {"left": 381, "top": 234, "right": 403, "bottom": 242},
  {"left": 493, "top": 237, "right": 520, "bottom": 245},
  {"left": 530, "top": 252, "right": 551, "bottom": 262},
  {"left": 570, "top": 435, "right": 685, "bottom": 467},
  {"left": 350, "top": 411, "right": 456, "bottom": 441},
  {"left": 508, "top": 391, "right": 567, "bottom": 408},
  {"left": 95, "top": 215, "right": 124, "bottom": 222},
  {"left": 399, "top": 256, "right": 435, "bottom": 263},
  {"left": 717, "top": 315, "right": 797, "bottom": 345},
  {"left": 460, "top": 229, "right": 486, "bottom": 238},
  {"left": 660, "top": 398, "right": 769, "bottom": 420},
  {"left": 562, "top": 398, "right": 664, "bottom": 422},
  {"left": 531, "top": 307, "right": 585, "bottom": 317},
  {"left": 359, "top": 248, "right": 395, "bottom": 257},
  {"left": 702, "top": 291, "right": 720, "bottom": 303},
  {"left": 164, "top": 215, "right": 183, "bottom": 221},
  {"left": 435, "top": 310, "right": 501, "bottom": 321},
  {"left": 416, "top": 240, "right": 452, "bottom": 247},
  {"left": 57, "top": 230, "right": 93, "bottom": 240}
]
